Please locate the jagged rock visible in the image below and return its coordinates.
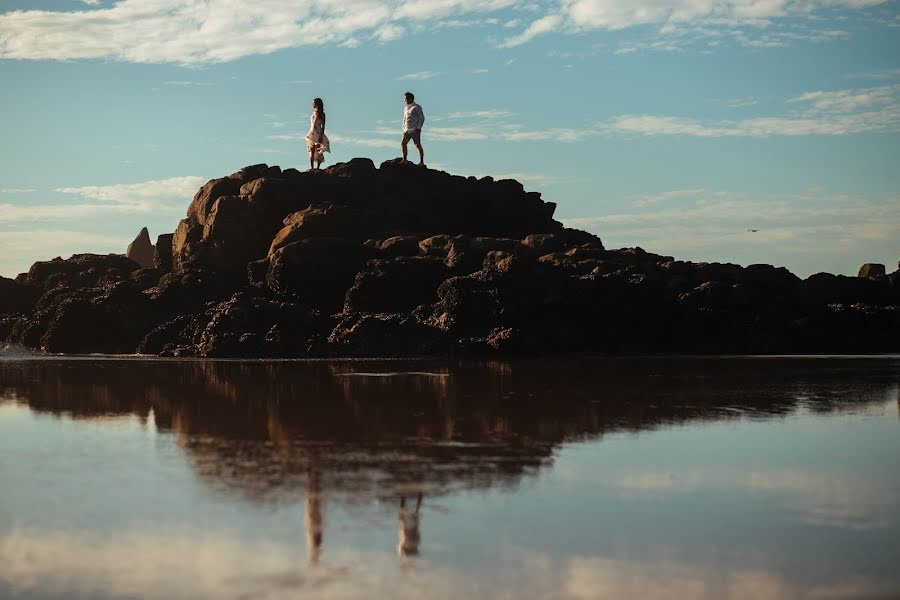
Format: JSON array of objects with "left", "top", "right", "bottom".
[
  {"left": 343, "top": 257, "right": 449, "bottom": 314},
  {"left": 138, "top": 292, "right": 328, "bottom": 358},
  {"left": 327, "top": 312, "right": 448, "bottom": 357},
  {"left": 16, "top": 253, "right": 140, "bottom": 291},
  {"left": 154, "top": 233, "right": 174, "bottom": 272},
  {"left": 858, "top": 263, "right": 886, "bottom": 279},
  {"left": 126, "top": 227, "right": 155, "bottom": 268}
]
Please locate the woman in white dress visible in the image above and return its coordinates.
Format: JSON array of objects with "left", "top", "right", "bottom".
[{"left": 306, "top": 97, "right": 330, "bottom": 170}]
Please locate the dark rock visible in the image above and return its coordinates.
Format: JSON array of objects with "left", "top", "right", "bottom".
[
  {"left": 794, "top": 273, "right": 895, "bottom": 311},
  {"left": 270, "top": 204, "right": 385, "bottom": 254},
  {"left": 138, "top": 292, "right": 330, "bottom": 358},
  {"left": 264, "top": 238, "right": 376, "bottom": 313},
  {"left": 16, "top": 253, "right": 140, "bottom": 292},
  {"left": 343, "top": 257, "right": 449, "bottom": 314},
  {"left": 40, "top": 281, "right": 153, "bottom": 353},
  {"left": 376, "top": 236, "right": 422, "bottom": 258},
  {"left": 327, "top": 312, "right": 448, "bottom": 357},
  {"left": 858, "top": 263, "right": 886, "bottom": 279},
  {"left": 325, "top": 157, "right": 377, "bottom": 179},
  {"left": 154, "top": 233, "right": 174, "bottom": 272},
  {"left": 7, "top": 158, "right": 899, "bottom": 356},
  {"left": 0, "top": 277, "right": 40, "bottom": 315}
]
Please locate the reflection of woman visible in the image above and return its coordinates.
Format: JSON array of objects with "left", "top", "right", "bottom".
[
  {"left": 305, "top": 465, "right": 323, "bottom": 565},
  {"left": 306, "top": 97, "right": 330, "bottom": 170},
  {"left": 397, "top": 493, "right": 422, "bottom": 557}
]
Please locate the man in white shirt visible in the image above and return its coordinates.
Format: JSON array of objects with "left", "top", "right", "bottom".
[{"left": 401, "top": 92, "right": 425, "bottom": 166}]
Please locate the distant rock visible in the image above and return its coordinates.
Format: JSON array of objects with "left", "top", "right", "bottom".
[
  {"left": 858, "top": 263, "right": 886, "bottom": 279},
  {"left": 2, "top": 159, "right": 898, "bottom": 357},
  {"left": 126, "top": 227, "right": 155, "bottom": 268}
]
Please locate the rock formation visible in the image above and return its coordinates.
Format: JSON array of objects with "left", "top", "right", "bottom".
[
  {"left": 858, "top": 263, "right": 886, "bottom": 279},
  {"left": 2, "top": 158, "right": 898, "bottom": 357},
  {"left": 126, "top": 227, "right": 155, "bottom": 268}
]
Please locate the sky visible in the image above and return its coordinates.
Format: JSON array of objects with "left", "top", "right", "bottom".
[{"left": 0, "top": 0, "right": 898, "bottom": 278}]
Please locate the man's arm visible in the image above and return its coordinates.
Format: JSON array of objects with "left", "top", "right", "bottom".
[{"left": 416, "top": 106, "right": 425, "bottom": 130}]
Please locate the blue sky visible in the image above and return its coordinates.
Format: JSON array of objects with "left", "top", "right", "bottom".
[{"left": 1, "top": 0, "right": 898, "bottom": 278}]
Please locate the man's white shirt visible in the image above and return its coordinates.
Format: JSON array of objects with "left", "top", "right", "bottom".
[{"left": 402, "top": 103, "right": 425, "bottom": 132}]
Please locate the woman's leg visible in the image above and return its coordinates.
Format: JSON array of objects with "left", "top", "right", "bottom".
[{"left": 309, "top": 146, "right": 315, "bottom": 170}]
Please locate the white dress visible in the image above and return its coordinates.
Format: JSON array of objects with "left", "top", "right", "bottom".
[{"left": 306, "top": 111, "right": 331, "bottom": 160}]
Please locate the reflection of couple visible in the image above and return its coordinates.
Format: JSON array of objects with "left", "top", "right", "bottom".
[
  {"left": 397, "top": 493, "right": 423, "bottom": 558},
  {"left": 303, "top": 474, "right": 423, "bottom": 564},
  {"left": 305, "top": 92, "right": 426, "bottom": 171}
]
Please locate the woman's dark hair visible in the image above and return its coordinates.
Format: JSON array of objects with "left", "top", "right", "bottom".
[{"left": 313, "top": 97, "right": 324, "bottom": 111}]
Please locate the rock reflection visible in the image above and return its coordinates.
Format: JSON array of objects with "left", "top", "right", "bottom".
[{"left": 1, "top": 357, "right": 898, "bottom": 511}]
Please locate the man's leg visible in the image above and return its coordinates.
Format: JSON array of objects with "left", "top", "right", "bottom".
[
  {"left": 401, "top": 132, "right": 410, "bottom": 161},
  {"left": 414, "top": 130, "right": 424, "bottom": 165}
]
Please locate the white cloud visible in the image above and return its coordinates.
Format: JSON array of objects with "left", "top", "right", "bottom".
[
  {"left": 0, "top": 176, "right": 204, "bottom": 276},
  {"left": 0, "top": 0, "right": 890, "bottom": 64},
  {"left": 499, "top": 0, "right": 886, "bottom": 49},
  {"left": 0, "top": 0, "right": 520, "bottom": 64},
  {"left": 499, "top": 14, "right": 562, "bottom": 47},
  {"left": 613, "top": 461, "right": 900, "bottom": 531},
  {"left": 56, "top": 176, "right": 205, "bottom": 205},
  {"left": 2, "top": 525, "right": 898, "bottom": 600},
  {"left": 268, "top": 83, "right": 899, "bottom": 155},
  {"left": 726, "top": 97, "right": 759, "bottom": 108},
  {"left": 605, "top": 84, "right": 900, "bottom": 137},
  {"left": 559, "top": 0, "right": 885, "bottom": 31},
  {"left": 0, "top": 177, "right": 203, "bottom": 226},
  {"left": 373, "top": 23, "right": 405, "bottom": 42},
  {"left": 847, "top": 67, "right": 900, "bottom": 80},
  {"left": 0, "top": 188, "right": 36, "bottom": 194},
  {"left": 327, "top": 132, "right": 399, "bottom": 148},
  {"left": 162, "top": 80, "right": 214, "bottom": 86},
  {"left": 472, "top": 68, "right": 490, "bottom": 74},
  {"left": 439, "top": 109, "right": 516, "bottom": 119},
  {"left": 628, "top": 188, "right": 711, "bottom": 208},
  {"left": 396, "top": 70, "right": 441, "bottom": 80}
]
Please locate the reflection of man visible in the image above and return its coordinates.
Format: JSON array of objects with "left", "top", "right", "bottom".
[
  {"left": 305, "top": 467, "right": 323, "bottom": 565},
  {"left": 397, "top": 493, "right": 422, "bottom": 557},
  {"left": 401, "top": 92, "right": 425, "bottom": 166}
]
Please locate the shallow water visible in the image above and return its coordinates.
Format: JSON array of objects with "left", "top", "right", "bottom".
[{"left": 1, "top": 353, "right": 899, "bottom": 599}]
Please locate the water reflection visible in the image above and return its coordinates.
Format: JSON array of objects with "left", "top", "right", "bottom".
[
  {"left": 1, "top": 357, "right": 898, "bottom": 504},
  {"left": 1, "top": 356, "right": 899, "bottom": 599}
]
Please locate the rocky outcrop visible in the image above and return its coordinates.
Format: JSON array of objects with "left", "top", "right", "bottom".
[
  {"left": 126, "top": 227, "right": 155, "bottom": 268},
  {"left": 154, "top": 233, "right": 174, "bottom": 272},
  {"left": 858, "top": 263, "right": 886, "bottom": 279},
  {"left": 2, "top": 158, "right": 899, "bottom": 357}
]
